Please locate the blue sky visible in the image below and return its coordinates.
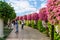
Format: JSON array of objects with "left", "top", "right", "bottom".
[{"left": 5, "top": 0, "right": 47, "bottom": 16}]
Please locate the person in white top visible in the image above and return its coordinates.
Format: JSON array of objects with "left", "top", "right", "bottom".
[{"left": 21, "top": 20, "right": 24, "bottom": 29}]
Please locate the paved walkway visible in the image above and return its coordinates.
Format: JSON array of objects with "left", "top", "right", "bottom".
[{"left": 6, "top": 25, "right": 50, "bottom": 40}]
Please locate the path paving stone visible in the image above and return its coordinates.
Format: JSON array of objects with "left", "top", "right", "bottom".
[{"left": 6, "top": 25, "right": 50, "bottom": 40}]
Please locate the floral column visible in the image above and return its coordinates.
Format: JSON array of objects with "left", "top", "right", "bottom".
[{"left": 47, "top": 0, "right": 60, "bottom": 40}]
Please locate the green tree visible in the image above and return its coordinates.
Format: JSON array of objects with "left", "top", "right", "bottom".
[{"left": 0, "top": 1, "right": 16, "bottom": 26}]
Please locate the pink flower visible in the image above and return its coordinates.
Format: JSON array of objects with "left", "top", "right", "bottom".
[
  {"left": 20, "top": 16, "right": 23, "bottom": 20},
  {"left": 16, "top": 16, "right": 19, "bottom": 20},
  {"left": 56, "top": 16, "right": 60, "bottom": 20},
  {"left": 47, "top": 0, "right": 60, "bottom": 25},
  {"left": 27, "top": 14, "right": 31, "bottom": 20},
  {"left": 39, "top": 7, "right": 48, "bottom": 21},
  {"left": 23, "top": 15, "right": 27, "bottom": 20},
  {"left": 33, "top": 13, "right": 39, "bottom": 20}
]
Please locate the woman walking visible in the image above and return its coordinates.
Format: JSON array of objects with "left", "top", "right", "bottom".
[{"left": 21, "top": 20, "right": 24, "bottom": 29}]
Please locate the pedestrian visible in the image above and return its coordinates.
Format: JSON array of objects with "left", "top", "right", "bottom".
[
  {"left": 15, "top": 20, "right": 18, "bottom": 33},
  {"left": 21, "top": 20, "right": 24, "bottom": 29},
  {"left": 12, "top": 20, "right": 15, "bottom": 28},
  {"left": 11, "top": 21, "right": 14, "bottom": 29}
]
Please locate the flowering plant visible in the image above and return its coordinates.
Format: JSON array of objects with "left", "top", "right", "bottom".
[{"left": 47, "top": 0, "right": 60, "bottom": 25}]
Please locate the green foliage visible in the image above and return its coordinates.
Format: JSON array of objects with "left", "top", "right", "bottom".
[
  {"left": 0, "top": 27, "right": 12, "bottom": 40},
  {"left": 25, "top": 20, "right": 29, "bottom": 26},
  {"left": 54, "top": 32, "right": 60, "bottom": 40},
  {"left": 37, "top": 20, "right": 46, "bottom": 32},
  {"left": 0, "top": 38, "right": 5, "bottom": 40},
  {"left": 25, "top": 20, "right": 31, "bottom": 27},
  {"left": 30, "top": 20, "right": 35, "bottom": 28},
  {"left": 47, "top": 22, "right": 60, "bottom": 40},
  {"left": 33, "top": 20, "right": 38, "bottom": 29},
  {"left": 28, "top": 23, "right": 31, "bottom": 27},
  {"left": 3, "top": 27, "right": 12, "bottom": 39},
  {"left": 0, "top": 1, "right": 16, "bottom": 25},
  {"left": 0, "top": 1, "right": 16, "bottom": 19},
  {"left": 25, "top": 20, "right": 46, "bottom": 32},
  {"left": 47, "top": 22, "right": 52, "bottom": 37}
]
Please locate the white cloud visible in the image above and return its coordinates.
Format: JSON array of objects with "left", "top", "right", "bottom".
[
  {"left": 40, "top": 3, "right": 47, "bottom": 8},
  {"left": 34, "top": 1, "right": 37, "bottom": 6},
  {"left": 6, "top": 0, "right": 37, "bottom": 16},
  {"left": 15, "top": 7, "right": 37, "bottom": 13},
  {"left": 40, "top": 0, "right": 45, "bottom": 2},
  {"left": 29, "top": 0, "right": 36, "bottom": 1},
  {"left": 6, "top": 0, "right": 47, "bottom": 16}
]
